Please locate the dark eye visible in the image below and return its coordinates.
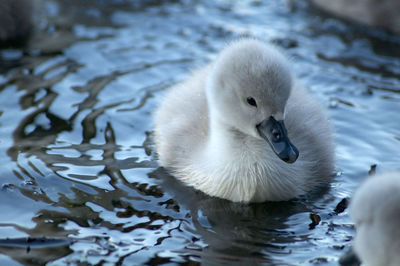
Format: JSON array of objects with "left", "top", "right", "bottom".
[{"left": 246, "top": 97, "right": 257, "bottom": 107}]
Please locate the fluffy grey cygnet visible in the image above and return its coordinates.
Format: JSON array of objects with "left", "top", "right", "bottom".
[
  {"left": 154, "top": 39, "right": 334, "bottom": 202},
  {"left": 350, "top": 172, "right": 400, "bottom": 266}
]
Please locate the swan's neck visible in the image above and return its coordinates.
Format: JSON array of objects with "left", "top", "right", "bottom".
[
  {"left": 203, "top": 111, "right": 266, "bottom": 171},
  {"left": 203, "top": 76, "right": 261, "bottom": 166},
  {"left": 207, "top": 117, "right": 244, "bottom": 162}
]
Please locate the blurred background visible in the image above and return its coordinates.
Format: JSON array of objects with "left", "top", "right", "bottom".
[{"left": 0, "top": 0, "right": 399, "bottom": 265}]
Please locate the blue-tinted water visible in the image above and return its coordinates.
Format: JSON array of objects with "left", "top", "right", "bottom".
[{"left": 0, "top": 0, "right": 399, "bottom": 265}]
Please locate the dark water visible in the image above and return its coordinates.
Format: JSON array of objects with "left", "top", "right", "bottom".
[{"left": 0, "top": 0, "right": 399, "bottom": 265}]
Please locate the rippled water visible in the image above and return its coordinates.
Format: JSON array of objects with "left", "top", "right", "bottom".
[{"left": 0, "top": 0, "right": 399, "bottom": 265}]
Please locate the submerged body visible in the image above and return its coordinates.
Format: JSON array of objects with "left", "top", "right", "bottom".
[
  {"left": 154, "top": 39, "right": 334, "bottom": 202},
  {"left": 349, "top": 172, "right": 400, "bottom": 266}
]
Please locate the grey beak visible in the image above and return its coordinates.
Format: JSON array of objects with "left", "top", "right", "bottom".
[{"left": 256, "top": 116, "right": 299, "bottom": 163}]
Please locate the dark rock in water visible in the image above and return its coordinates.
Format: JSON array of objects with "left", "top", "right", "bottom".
[
  {"left": 368, "top": 164, "right": 377, "bottom": 175},
  {"left": 334, "top": 198, "right": 349, "bottom": 214},
  {"left": 0, "top": 0, "right": 33, "bottom": 46}
]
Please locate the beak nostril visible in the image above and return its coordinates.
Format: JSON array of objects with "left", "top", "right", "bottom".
[
  {"left": 271, "top": 129, "right": 281, "bottom": 141},
  {"left": 257, "top": 116, "right": 299, "bottom": 163}
]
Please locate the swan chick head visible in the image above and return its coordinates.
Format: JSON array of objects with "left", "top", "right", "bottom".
[{"left": 207, "top": 39, "right": 298, "bottom": 163}]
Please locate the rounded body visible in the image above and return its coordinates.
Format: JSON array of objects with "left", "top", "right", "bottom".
[{"left": 154, "top": 39, "right": 334, "bottom": 202}]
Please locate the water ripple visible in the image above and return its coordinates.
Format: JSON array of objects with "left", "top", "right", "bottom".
[{"left": 0, "top": 0, "right": 399, "bottom": 265}]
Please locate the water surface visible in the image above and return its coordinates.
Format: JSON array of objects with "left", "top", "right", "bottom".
[{"left": 0, "top": 0, "right": 399, "bottom": 265}]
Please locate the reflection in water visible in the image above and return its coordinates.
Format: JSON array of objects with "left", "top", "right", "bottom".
[
  {"left": 155, "top": 168, "right": 312, "bottom": 264},
  {"left": 0, "top": 0, "right": 399, "bottom": 265}
]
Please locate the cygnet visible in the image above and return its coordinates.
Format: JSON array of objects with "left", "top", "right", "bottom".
[
  {"left": 154, "top": 38, "right": 334, "bottom": 202},
  {"left": 349, "top": 172, "right": 400, "bottom": 266}
]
